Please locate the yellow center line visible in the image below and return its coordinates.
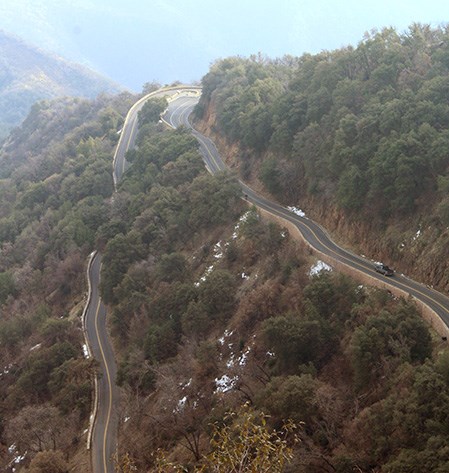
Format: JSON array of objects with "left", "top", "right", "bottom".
[
  {"left": 169, "top": 100, "right": 190, "bottom": 128},
  {"left": 273, "top": 206, "right": 449, "bottom": 316},
  {"left": 164, "top": 100, "right": 216, "bottom": 175},
  {"left": 171, "top": 94, "right": 448, "bottom": 324},
  {"left": 93, "top": 296, "right": 113, "bottom": 473},
  {"left": 123, "top": 116, "right": 138, "bottom": 175},
  {"left": 179, "top": 100, "right": 193, "bottom": 125},
  {"left": 193, "top": 134, "right": 221, "bottom": 172}
]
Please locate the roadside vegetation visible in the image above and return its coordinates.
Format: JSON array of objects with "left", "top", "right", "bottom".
[
  {"left": 2, "top": 23, "right": 449, "bottom": 473},
  {"left": 104, "top": 108, "right": 449, "bottom": 472},
  {"left": 0, "top": 91, "right": 135, "bottom": 471},
  {"left": 194, "top": 24, "right": 449, "bottom": 293}
]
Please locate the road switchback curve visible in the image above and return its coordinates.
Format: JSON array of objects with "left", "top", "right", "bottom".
[
  {"left": 84, "top": 86, "right": 201, "bottom": 473},
  {"left": 84, "top": 252, "right": 118, "bottom": 473},
  {"left": 162, "top": 93, "right": 449, "bottom": 338},
  {"left": 84, "top": 86, "right": 449, "bottom": 472}
]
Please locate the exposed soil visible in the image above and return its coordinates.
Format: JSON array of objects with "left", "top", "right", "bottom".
[{"left": 193, "top": 104, "right": 449, "bottom": 297}]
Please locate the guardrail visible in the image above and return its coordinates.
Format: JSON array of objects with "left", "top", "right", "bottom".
[{"left": 112, "top": 85, "right": 202, "bottom": 188}]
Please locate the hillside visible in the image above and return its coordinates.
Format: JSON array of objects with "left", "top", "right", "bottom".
[
  {"left": 0, "top": 30, "right": 122, "bottom": 141},
  {"left": 0, "top": 90, "right": 136, "bottom": 472},
  {"left": 101, "top": 99, "right": 449, "bottom": 472},
  {"left": 192, "top": 24, "right": 449, "bottom": 296},
  {"left": 1, "top": 84, "right": 449, "bottom": 472}
]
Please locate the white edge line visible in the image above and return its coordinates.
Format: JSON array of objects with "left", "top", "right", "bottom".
[
  {"left": 112, "top": 85, "right": 202, "bottom": 189},
  {"left": 86, "top": 85, "right": 200, "bottom": 453},
  {"left": 82, "top": 250, "right": 98, "bottom": 451}
]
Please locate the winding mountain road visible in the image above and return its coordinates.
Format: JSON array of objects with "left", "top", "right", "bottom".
[
  {"left": 85, "top": 86, "right": 201, "bottom": 473},
  {"left": 85, "top": 85, "right": 449, "bottom": 472},
  {"left": 162, "top": 94, "right": 449, "bottom": 335},
  {"left": 113, "top": 86, "right": 201, "bottom": 186},
  {"left": 84, "top": 252, "right": 119, "bottom": 473}
]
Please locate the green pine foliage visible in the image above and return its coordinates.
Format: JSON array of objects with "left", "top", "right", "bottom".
[
  {"left": 105, "top": 111, "right": 447, "bottom": 473},
  {"left": 195, "top": 25, "right": 449, "bottom": 222},
  {"left": 0, "top": 92, "right": 130, "bottom": 468}
]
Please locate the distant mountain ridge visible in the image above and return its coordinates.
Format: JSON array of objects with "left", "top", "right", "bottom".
[{"left": 0, "top": 30, "right": 122, "bottom": 139}]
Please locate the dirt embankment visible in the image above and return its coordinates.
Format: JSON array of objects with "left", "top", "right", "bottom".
[
  {"left": 259, "top": 207, "right": 449, "bottom": 338},
  {"left": 194, "top": 101, "right": 449, "bottom": 297}
]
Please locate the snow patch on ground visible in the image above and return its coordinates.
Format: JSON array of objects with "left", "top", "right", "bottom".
[
  {"left": 413, "top": 229, "right": 422, "bottom": 241},
  {"left": 213, "top": 241, "right": 224, "bottom": 259},
  {"left": 309, "top": 260, "right": 333, "bottom": 276},
  {"left": 0, "top": 364, "right": 12, "bottom": 377},
  {"left": 218, "top": 329, "right": 234, "bottom": 345},
  {"left": 82, "top": 344, "right": 90, "bottom": 358},
  {"left": 195, "top": 211, "right": 254, "bottom": 287},
  {"left": 238, "top": 346, "right": 251, "bottom": 366},
  {"left": 8, "top": 444, "right": 26, "bottom": 471},
  {"left": 194, "top": 264, "right": 214, "bottom": 287},
  {"left": 226, "top": 355, "right": 235, "bottom": 369},
  {"left": 214, "top": 374, "right": 238, "bottom": 393},
  {"left": 173, "top": 396, "right": 188, "bottom": 414},
  {"left": 224, "top": 345, "right": 252, "bottom": 369},
  {"left": 217, "top": 330, "right": 253, "bottom": 391},
  {"left": 356, "top": 284, "right": 365, "bottom": 295},
  {"left": 232, "top": 210, "right": 252, "bottom": 239},
  {"left": 180, "top": 378, "right": 192, "bottom": 389},
  {"left": 287, "top": 206, "right": 306, "bottom": 217}
]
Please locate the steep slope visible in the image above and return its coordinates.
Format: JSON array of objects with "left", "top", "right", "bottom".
[
  {"left": 0, "top": 30, "right": 122, "bottom": 140},
  {"left": 99, "top": 99, "right": 449, "bottom": 473},
  {"left": 192, "top": 24, "right": 449, "bottom": 295},
  {"left": 0, "top": 91, "right": 135, "bottom": 472}
]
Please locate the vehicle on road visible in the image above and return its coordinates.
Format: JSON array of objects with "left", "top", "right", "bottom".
[{"left": 374, "top": 263, "right": 394, "bottom": 276}]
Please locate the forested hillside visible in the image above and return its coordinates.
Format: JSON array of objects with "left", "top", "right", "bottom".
[
  {"left": 193, "top": 24, "right": 449, "bottom": 293},
  {"left": 0, "top": 90, "right": 135, "bottom": 471},
  {"left": 0, "top": 30, "right": 122, "bottom": 141},
  {"left": 3, "top": 22, "right": 449, "bottom": 471},
  {"left": 98, "top": 100, "right": 449, "bottom": 472}
]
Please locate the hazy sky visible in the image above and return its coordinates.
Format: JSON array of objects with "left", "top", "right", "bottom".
[{"left": 1, "top": 0, "right": 449, "bottom": 91}]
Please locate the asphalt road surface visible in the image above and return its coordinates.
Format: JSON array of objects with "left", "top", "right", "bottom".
[
  {"left": 85, "top": 87, "right": 449, "bottom": 472},
  {"left": 162, "top": 94, "right": 449, "bottom": 332},
  {"left": 85, "top": 252, "right": 119, "bottom": 473},
  {"left": 113, "top": 86, "right": 201, "bottom": 185},
  {"left": 86, "top": 86, "right": 201, "bottom": 473}
]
